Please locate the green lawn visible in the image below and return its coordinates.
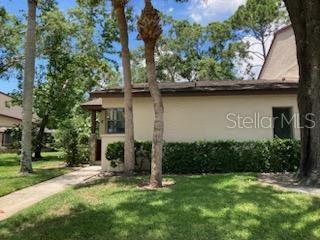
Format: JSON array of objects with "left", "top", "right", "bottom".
[
  {"left": 0, "top": 174, "right": 319, "bottom": 240},
  {"left": 0, "top": 152, "right": 71, "bottom": 197}
]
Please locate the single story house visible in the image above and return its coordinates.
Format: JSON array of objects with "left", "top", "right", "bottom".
[
  {"left": 82, "top": 25, "right": 300, "bottom": 172},
  {"left": 0, "top": 91, "right": 23, "bottom": 149}
]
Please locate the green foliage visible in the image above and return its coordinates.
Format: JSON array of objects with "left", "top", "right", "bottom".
[
  {"left": 4, "top": 124, "right": 52, "bottom": 151},
  {"left": 0, "top": 6, "right": 24, "bottom": 79},
  {"left": 231, "top": 0, "right": 286, "bottom": 33},
  {"left": 106, "top": 139, "right": 300, "bottom": 173},
  {"left": 55, "top": 116, "right": 90, "bottom": 166},
  {"left": 106, "top": 141, "right": 152, "bottom": 170},
  {"left": 7, "top": 2, "right": 120, "bottom": 157},
  {"left": 132, "top": 15, "right": 247, "bottom": 83},
  {"left": 230, "top": 0, "right": 288, "bottom": 59},
  {"left": 33, "top": 2, "right": 119, "bottom": 129},
  {"left": 105, "top": 141, "right": 124, "bottom": 168}
]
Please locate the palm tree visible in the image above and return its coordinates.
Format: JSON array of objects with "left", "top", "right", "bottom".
[
  {"left": 112, "top": 0, "right": 135, "bottom": 174},
  {"left": 20, "top": 0, "right": 37, "bottom": 173},
  {"left": 138, "top": 0, "right": 163, "bottom": 187}
]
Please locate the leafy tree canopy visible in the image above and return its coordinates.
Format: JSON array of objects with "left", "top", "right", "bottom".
[
  {"left": 230, "top": 0, "right": 288, "bottom": 60},
  {"left": 132, "top": 15, "right": 248, "bottom": 83},
  {"left": 0, "top": 6, "right": 24, "bottom": 80}
]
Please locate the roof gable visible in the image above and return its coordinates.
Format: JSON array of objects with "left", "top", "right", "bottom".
[{"left": 259, "top": 25, "right": 299, "bottom": 81}]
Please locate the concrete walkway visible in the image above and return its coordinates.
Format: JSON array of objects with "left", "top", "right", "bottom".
[{"left": 0, "top": 166, "right": 100, "bottom": 221}]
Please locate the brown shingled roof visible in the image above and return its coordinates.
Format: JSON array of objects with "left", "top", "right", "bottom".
[
  {"left": 81, "top": 98, "right": 104, "bottom": 111},
  {"left": 90, "top": 80, "right": 298, "bottom": 98},
  {"left": 0, "top": 91, "right": 23, "bottom": 121}
]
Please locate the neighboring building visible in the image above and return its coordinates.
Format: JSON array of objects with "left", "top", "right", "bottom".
[
  {"left": 83, "top": 80, "right": 299, "bottom": 172},
  {"left": 82, "top": 25, "right": 300, "bottom": 172},
  {"left": 259, "top": 25, "right": 298, "bottom": 81},
  {"left": 0, "top": 92, "right": 23, "bottom": 148}
]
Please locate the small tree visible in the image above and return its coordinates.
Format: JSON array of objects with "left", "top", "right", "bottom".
[{"left": 138, "top": 0, "right": 163, "bottom": 187}]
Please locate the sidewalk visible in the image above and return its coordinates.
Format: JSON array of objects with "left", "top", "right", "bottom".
[{"left": 0, "top": 166, "right": 100, "bottom": 221}]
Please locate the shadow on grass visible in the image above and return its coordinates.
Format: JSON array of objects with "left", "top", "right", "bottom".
[
  {"left": 0, "top": 168, "right": 67, "bottom": 180},
  {"left": 0, "top": 154, "right": 19, "bottom": 167},
  {"left": 1, "top": 174, "right": 320, "bottom": 240},
  {"left": 0, "top": 152, "right": 69, "bottom": 197},
  {"left": 0, "top": 152, "right": 64, "bottom": 167}
]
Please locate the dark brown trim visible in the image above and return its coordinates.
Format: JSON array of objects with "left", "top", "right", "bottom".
[
  {"left": 81, "top": 105, "right": 104, "bottom": 111},
  {"left": 91, "top": 88, "right": 297, "bottom": 98}
]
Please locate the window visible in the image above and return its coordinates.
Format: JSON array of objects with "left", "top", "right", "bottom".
[
  {"left": 273, "top": 107, "right": 293, "bottom": 139},
  {"left": 106, "top": 108, "right": 125, "bottom": 134},
  {"left": 2, "top": 132, "right": 12, "bottom": 146}
]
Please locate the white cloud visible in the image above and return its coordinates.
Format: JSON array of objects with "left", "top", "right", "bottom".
[
  {"left": 168, "top": 7, "right": 174, "bottom": 13},
  {"left": 188, "top": 0, "right": 246, "bottom": 24}
]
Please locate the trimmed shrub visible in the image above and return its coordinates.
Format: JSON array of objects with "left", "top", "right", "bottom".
[
  {"left": 106, "top": 141, "right": 152, "bottom": 171},
  {"left": 106, "top": 139, "right": 300, "bottom": 174},
  {"left": 55, "top": 117, "right": 90, "bottom": 166}
]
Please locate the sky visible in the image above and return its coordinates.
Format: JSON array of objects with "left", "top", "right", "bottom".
[{"left": 0, "top": 0, "right": 249, "bottom": 93}]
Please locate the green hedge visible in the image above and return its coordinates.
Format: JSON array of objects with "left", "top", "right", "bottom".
[{"left": 106, "top": 139, "right": 300, "bottom": 173}]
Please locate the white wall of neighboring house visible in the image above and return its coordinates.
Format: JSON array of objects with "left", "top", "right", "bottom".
[{"left": 99, "top": 94, "right": 299, "bottom": 171}]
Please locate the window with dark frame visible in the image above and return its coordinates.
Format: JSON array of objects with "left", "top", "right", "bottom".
[
  {"left": 2, "top": 132, "right": 12, "bottom": 146},
  {"left": 273, "top": 107, "right": 293, "bottom": 139},
  {"left": 106, "top": 108, "right": 125, "bottom": 134}
]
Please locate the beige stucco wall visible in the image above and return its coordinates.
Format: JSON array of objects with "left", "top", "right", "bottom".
[
  {"left": 259, "top": 27, "right": 299, "bottom": 81},
  {"left": 0, "top": 115, "right": 21, "bottom": 127},
  {"left": 99, "top": 94, "right": 299, "bottom": 172}
]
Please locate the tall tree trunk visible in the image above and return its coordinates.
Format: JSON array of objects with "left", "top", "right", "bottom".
[
  {"left": 284, "top": 0, "right": 320, "bottom": 185},
  {"left": 138, "top": 0, "right": 163, "bottom": 187},
  {"left": 112, "top": 0, "right": 135, "bottom": 174},
  {"left": 145, "top": 41, "right": 164, "bottom": 187},
  {"left": 34, "top": 114, "right": 49, "bottom": 159},
  {"left": 20, "top": 0, "right": 37, "bottom": 173}
]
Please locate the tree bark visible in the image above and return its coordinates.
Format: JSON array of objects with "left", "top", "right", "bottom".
[
  {"left": 145, "top": 41, "right": 164, "bottom": 188},
  {"left": 34, "top": 114, "right": 49, "bottom": 159},
  {"left": 138, "top": 0, "right": 164, "bottom": 187},
  {"left": 20, "top": 0, "right": 37, "bottom": 173},
  {"left": 284, "top": 0, "right": 320, "bottom": 185},
  {"left": 112, "top": 0, "right": 135, "bottom": 174},
  {"left": 260, "top": 35, "right": 267, "bottom": 60}
]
